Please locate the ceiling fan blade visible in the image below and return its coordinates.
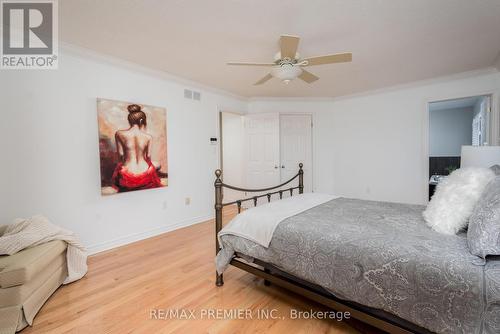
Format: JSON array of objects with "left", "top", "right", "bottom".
[
  {"left": 303, "top": 52, "right": 352, "bottom": 66},
  {"left": 280, "top": 35, "right": 300, "bottom": 59},
  {"left": 227, "top": 62, "right": 275, "bottom": 66},
  {"left": 298, "top": 69, "right": 319, "bottom": 83},
  {"left": 254, "top": 73, "right": 273, "bottom": 85}
]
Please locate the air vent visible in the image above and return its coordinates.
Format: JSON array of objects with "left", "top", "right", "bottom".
[
  {"left": 184, "top": 89, "right": 201, "bottom": 101},
  {"left": 193, "top": 91, "right": 201, "bottom": 101}
]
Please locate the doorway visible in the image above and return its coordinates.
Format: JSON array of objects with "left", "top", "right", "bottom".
[
  {"left": 219, "top": 111, "right": 245, "bottom": 202},
  {"left": 427, "top": 95, "right": 492, "bottom": 200}
]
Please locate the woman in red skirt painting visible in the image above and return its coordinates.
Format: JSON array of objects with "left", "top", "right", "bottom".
[{"left": 112, "top": 104, "right": 162, "bottom": 192}]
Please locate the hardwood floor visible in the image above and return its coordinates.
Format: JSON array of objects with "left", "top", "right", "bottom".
[{"left": 22, "top": 207, "right": 378, "bottom": 334}]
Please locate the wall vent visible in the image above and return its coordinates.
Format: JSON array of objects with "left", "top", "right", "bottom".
[
  {"left": 193, "top": 91, "right": 201, "bottom": 101},
  {"left": 184, "top": 89, "right": 201, "bottom": 101}
]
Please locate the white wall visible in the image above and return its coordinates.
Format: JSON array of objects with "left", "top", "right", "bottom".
[
  {"left": 248, "top": 70, "right": 500, "bottom": 205},
  {"left": 220, "top": 112, "right": 245, "bottom": 202},
  {"left": 0, "top": 48, "right": 246, "bottom": 254},
  {"left": 429, "top": 107, "right": 473, "bottom": 156}
]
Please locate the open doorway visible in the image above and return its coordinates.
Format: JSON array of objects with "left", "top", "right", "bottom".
[
  {"left": 428, "top": 95, "right": 491, "bottom": 200},
  {"left": 219, "top": 111, "right": 245, "bottom": 203}
]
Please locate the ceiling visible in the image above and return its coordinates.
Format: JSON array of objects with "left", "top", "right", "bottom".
[{"left": 60, "top": 0, "right": 500, "bottom": 98}]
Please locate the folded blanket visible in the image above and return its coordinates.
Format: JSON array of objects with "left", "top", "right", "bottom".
[
  {"left": 0, "top": 215, "right": 87, "bottom": 284},
  {"left": 218, "top": 193, "right": 337, "bottom": 248}
]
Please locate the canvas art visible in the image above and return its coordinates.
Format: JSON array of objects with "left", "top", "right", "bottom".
[{"left": 97, "top": 98, "right": 168, "bottom": 195}]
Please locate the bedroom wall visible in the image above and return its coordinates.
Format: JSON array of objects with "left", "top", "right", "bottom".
[
  {"left": 429, "top": 107, "right": 473, "bottom": 157},
  {"left": 0, "top": 47, "right": 246, "bottom": 254},
  {"left": 248, "top": 70, "right": 500, "bottom": 205}
]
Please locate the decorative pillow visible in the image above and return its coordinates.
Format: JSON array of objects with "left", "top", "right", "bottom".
[
  {"left": 423, "top": 167, "right": 495, "bottom": 235},
  {"left": 467, "top": 177, "right": 500, "bottom": 258},
  {"left": 490, "top": 164, "right": 500, "bottom": 176}
]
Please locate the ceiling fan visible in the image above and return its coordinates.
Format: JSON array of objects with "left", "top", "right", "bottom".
[{"left": 227, "top": 35, "right": 352, "bottom": 85}]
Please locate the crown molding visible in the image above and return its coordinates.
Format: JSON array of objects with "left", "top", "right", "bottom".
[
  {"left": 60, "top": 42, "right": 249, "bottom": 103},
  {"left": 248, "top": 67, "right": 499, "bottom": 104}
]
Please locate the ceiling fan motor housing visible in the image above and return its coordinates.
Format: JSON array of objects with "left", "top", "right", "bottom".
[{"left": 274, "top": 51, "right": 300, "bottom": 63}]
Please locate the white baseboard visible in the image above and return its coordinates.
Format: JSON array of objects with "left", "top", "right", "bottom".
[{"left": 86, "top": 214, "right": 214, "bottom": 255}]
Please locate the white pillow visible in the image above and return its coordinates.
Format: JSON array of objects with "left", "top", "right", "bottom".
[{"left": 423, "top": 167, "right": 495, "bottom": 235}]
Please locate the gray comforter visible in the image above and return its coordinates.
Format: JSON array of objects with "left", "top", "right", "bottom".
[{"left": 216, "top": 198, "right": 500, "bottom": 334}]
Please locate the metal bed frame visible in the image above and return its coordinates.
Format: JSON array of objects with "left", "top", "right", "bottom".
[{"left": 214, "top": 164, "right": 430, "bottom": 334}]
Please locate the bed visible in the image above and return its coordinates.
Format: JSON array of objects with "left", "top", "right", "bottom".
[{"left": 214, "top": 165, "right": 500, "bottom": 334}]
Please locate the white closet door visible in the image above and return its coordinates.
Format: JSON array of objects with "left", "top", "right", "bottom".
[
  {"left": 280, "top": 114, "right": 313, "bottom": 193},
  {"left": 245, "top": 113, "right": 281, "bottom": 190}
]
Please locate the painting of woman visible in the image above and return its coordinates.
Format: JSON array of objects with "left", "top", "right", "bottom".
[{"left": 97, "top": 99, "right": 168, "bottom": 196}]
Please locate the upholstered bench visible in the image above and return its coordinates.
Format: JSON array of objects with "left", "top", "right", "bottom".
[{"left": 0, "top": 225, "right": 67, "bottom": 334}]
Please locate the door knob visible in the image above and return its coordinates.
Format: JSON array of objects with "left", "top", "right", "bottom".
[
  {"left": 281, "top": 165, "right": 285, "bottom": 169},
  {"left": 274, "top": 165, "right": 278, "bottom": 169}
]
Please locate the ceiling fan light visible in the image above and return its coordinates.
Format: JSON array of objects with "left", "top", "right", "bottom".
[
  {"left": 283, "top": 79, "right": 291, "bottom": 84},
  {"left": 271, "top": 64, "right": 303, "bottom": 82}
]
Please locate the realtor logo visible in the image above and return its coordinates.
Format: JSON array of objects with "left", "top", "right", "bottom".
[{"left": 1, "top": 0, "right": 58, "bottom": 69}]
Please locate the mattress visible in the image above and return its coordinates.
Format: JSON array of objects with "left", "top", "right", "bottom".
[{"left": 216, "top": 197, "right": 500, "bottom": 334}]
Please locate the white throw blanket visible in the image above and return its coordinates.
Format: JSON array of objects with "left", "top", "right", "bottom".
[
  {"left": 0, "top": 215, "right": 88, "bottom": 284},
  {"left": 219, "top": 193, "right": 337, "bottom": 248}
]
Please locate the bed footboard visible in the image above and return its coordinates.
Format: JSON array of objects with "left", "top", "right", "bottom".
[{"left": 214, "top": 163, "right": 304, "bottom": 286}]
